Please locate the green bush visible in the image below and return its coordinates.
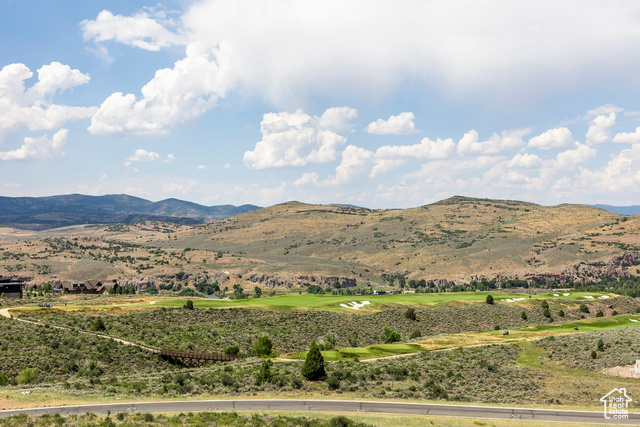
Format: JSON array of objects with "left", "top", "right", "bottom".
[
  {"left": 494, "top": 325, "right": 500, "bottom": 330},
  {"left": 596, "top": 310, "right": 604, "bottom": 318},
  {"left": 485, "top": 295, "right": 494, "bottom": 305},
  {"left": 302, "top": 341, "right": 326, "bottom": 381},
  {"left": 409, "top": 329, "right": 421, "bottom": 339},
  {"left": 224, "top": 345, "right": 240, "bottom": 355},
  {"left": 326, "top": 375, "right": 340, "bottom": 390},
  {"left": 183, "top": 300, "right": 194, "bottom": 310},
  {"left": 380, "top": 327, "right": 401, "bottom": 343},
  {"left": 255, "top": 359, "right": 272, "bottom": 385},
  {"left": 0, "top": 372, "right": 8, "bottom": 386},
  {"left": 521, "top": 311, "right": 527, "bottom": 320},
  {"left": 404, "top": 307, "right": 417, "bottom": 321},
  {"left": 597, "top": 339, "right": 605, "bottom": 352},
  {"left": 540, "top": 300, "right": 549, "bottom": 309},
  {"left": 17, "top": 367, "right": 37, "bottom": 385},
  {"left": 612, "top": 310, "right": 618, "bottom": 316},
  {"left": 580, "top": 304, "right": 589, "bottom": 313},
  {"left": 543, "top": 308, "right": 551, "bottom": 318},
  {"left": 251, "top": 336, "right": 273, "bottom": 357},
  {"left": 591, "top": 350, "right": 597, "bottom": 359},
  {"left": 558, "top": 309, "right": 565, "bottom": 318},
  {"left": 92, "top": 317, "right": 106, "bottom": 332}
]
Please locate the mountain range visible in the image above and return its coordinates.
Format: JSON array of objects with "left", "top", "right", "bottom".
[{"left": 0, "top": 194, "right": 260, "bottom": 230}]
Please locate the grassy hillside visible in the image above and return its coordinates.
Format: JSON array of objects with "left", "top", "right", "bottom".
[{"left": 1, "top": 196, "right": 640, "bottom": 286}]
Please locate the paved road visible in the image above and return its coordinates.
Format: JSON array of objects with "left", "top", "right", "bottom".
[{"left": 0, "top": 399, "right": 636, "bottom": 424}]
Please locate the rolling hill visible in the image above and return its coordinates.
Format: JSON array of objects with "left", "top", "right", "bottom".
[
  {"left": 0, "top": 194, "right": 261, "bottom": 230},
  {"left": 1, "top": 195, "right": 640, "bottom": 287}
]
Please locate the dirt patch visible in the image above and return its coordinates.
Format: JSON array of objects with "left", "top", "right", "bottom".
[{"left": 600, "top": 364, "right": 640, "bottom": 378}]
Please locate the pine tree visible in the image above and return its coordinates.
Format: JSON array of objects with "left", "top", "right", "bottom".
[{"left": 302, "top": 341, "right": 326, "bottom": 381}]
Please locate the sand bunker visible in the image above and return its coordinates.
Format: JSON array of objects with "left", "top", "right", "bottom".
[
  {"left": 500, "top": 298, "right": 526, "bottom": 303},
  {"left": 631, "top": 319, "right": 639, "bottom": 322},
  {"left": 583, "top": 296, "right": 594, "bottom": 299},
  {"left": 598, "top": 295, "right": 610, "bottom": 299},
  {"left": 553, "top": 293, "right": 559, "bottom": 296},
  {"left": 340, "top": 301, "right": 371, "bottom": 310},
  {"left": 563, "top": 293, "right": 570, "bottom": 296}
]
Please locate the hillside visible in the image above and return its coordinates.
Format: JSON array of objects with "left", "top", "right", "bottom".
[
  {"left": 1, "top": 196, "right": 640, "bottom": 287},
  {"left": 0, "top": 194, "right": 260, "bottom": 230}
]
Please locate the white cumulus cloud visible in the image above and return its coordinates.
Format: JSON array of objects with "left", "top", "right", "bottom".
[
  {"left": 366, "top": 112, "right": 419, "bottom": 135},
  {"left": 88, "top": 42, "right": 232, "bottom": 137},
  {"left": 0, "top": 62, "right": 95, "bottom": 142},
  {"left": 585, "top": 113, "right": 615, "bottom": 146},
  {"left": 243, "top": 107, "right": 356, "bottom": 169},
  {"left": 528, "top": 127, "right": 575, "bottom": 150},
  {"left": 324, "top": 145, "right": 374, "bottom": 186},
  {"left": 0, "top": 128, "right": 67, "bottom": 161},
  {"left": 80, "top": 7, "right": 184, "bottom": 52},
  {"left": 127, "top": 149, "right": 160, "bottom": 162},
  {"left": 555, "top": 143, "right": 596, "bottom": 170},
  {"left": 612, "top": 127, "right": 640, "bottom": 144},
  {"left": 456, "top": 129, "right": 529, "bottom": 156}
]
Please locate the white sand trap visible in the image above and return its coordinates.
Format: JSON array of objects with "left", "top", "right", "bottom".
[
  {"left": 563, "top": 293, "right": 570, "bottom": 296},
  {"left": 630, "top": 319, "right": 639, "bottom": 322},
  {"left": 553, "top": 294, "right": 559, "bottom": 296},
  {"left": 599, "top": 296, "right": 610, "bottom": 299},
  {"left": 584, "top": 296, "right": 594, "bottom": 299},
  {"left": 502, "top": 298, "right": 525, "bottom": 303},
  {"left": 340, "top": 301, "right": 371, "bottom": 310}
]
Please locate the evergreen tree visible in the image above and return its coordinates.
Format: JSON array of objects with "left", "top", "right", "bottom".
[
  {"left": 485, "top": 295, "right": 494, "bottom": 305},
  {"left": 302, "top": 341, "right": 326, "bottom": 381}
]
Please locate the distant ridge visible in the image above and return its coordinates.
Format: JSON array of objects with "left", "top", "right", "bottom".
[
  {"left": 0, "top": 194, "right": 261, "bottom": 230},
  {"left": 592, "top": 204, "right": 640, "bottom": 215}
]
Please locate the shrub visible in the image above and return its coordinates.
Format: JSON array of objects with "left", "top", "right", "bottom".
[
  {"left": 540, "top": 300, "right": 549, "bottom": 309},
  {"left": 521, "top": 311, "right": 527, "bottom": 320},
  {"left": 558, "top": 309, "right": 565, "bottom": 318},
  {"left": 409, "top": 329, "right": 421, "bottom": 339},
  {"left": 597, "top": 339, "right": 605, "bottom": 352},
  {"left": 637, "top": 307, "right": 640, "bottom": 314},
  {"left": 329, "top": 416, "right": 355, "bottom": 427},
  {"left": 224, "top": 345, "right": 240, "bottom": 355},
  {"left": 591, "top": 350, "right": 597, "bottom": 359},
  {"left": 580, "top": 304, "right": 589, "bottom": 313},
  {"left": 92, "top": 317, "right": 106, "bottom": 332},
  {"left": 380, "top": 327, "right": 401, "bottom": 343},
  {"left": 302, "top": 341, "right": 326, "bottom": 381},
  {"left": 404, "top": 307, "right": 417, "bottom": 321},
  {"left": 307, "top": 284, "right": 323, "bottom": 294},
  {"left": 347, "top": 331, "right": 359, "bottom": 347},
  {"left": 327, "top": 375, "right": 341, "bottom": 390},
  {"left": 17, "top": 367, "right": 37, "bottom": 385},
  {"left": 494, "top": 325, "right": 500, "bottom": 331},
  {"left": 178, "top": 288, "right": 198, "bottom": 297},
  {"left": 183, "top": 300, "right": 194, "bottom": 310},
  {"left": 0, "top": 372, "right": 8, "bottom": 386},
  {"left": 251, "top": 336, "right": 273, "bottom": 357},
  {"left": 612, "top": 310, "right": 618, "bottom": 316},
  {"left": 596, "top": 310, "right": 604, "bottom": 318},
  {"left": 255, "top": 359, "right": 273, "bottom": 385},
  {"left": 543, "top": 308, "right": 551, "bottom": 318},
  {"left": 291, "top": 377, "right": 303, "bottom": 389},
  {"left": 146, "top": 285, "right": 158, "bottom": 295},
  {"left": 485, "top": 295, "right": 494, "bottom": 305}
]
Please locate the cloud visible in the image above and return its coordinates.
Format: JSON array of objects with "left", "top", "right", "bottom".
[
  {"left": 197, "top": 164, "right": 206, "bottom": 170},
  {"left": 370, "top": 136, "right": 455, "bottom": 176},
  {"left": 0, "top": 128, "right": 67, "bottom": 161},
  {"left": 224, "top": 163, "right": 231, "bottom": 168},
  {"left": 163, "top": 153, "right": 175, "bottom": 163},
  {"left": 456, "top": 128, "right": 529, "bottom": 156},
  {"left": 578, "top": 144, "right": 640, "bottom": 193},
  {"left": 127, "top": 149, "right": 160, "bottom": 162},
  {"left": 0, "top": 63, "right": 95, "bottom": 141},
  {"left": 88, "top": 42, "right": 232, "bottom": 137},
  {"left": 293, "top": 172, "right": 320, "bottom": 186},
  {"left": 243, "top": 107, "right": 356, "bottom": 169},
  {"left": 366, "top": 112, "right": 419, "bottom": 135},
  {"left": 612, "top": 127, "right": 640, "bottom": 144},
  {"left": 555, "top": 143, "right": 596, "bottom": 170},
  {"left": 585, "top": 113, "right": 615, "bottom": 145},
  {"left": 508, "top": 153, "right": 542, "bottom": 169},
  {"left": 162, "top": 180, "right": 197, "bottom": 195},
  {"left": 80, "top": 7, "right": 184, "bottom": 52},
  {"left": 528, "top": 127, "right": 575, "bottom": 150},
  {"left": 324, "top": 145, "right": 374, "bottom": 185},
  {"left": 586, "top": 104, "right": 623, "bottom": 118}
]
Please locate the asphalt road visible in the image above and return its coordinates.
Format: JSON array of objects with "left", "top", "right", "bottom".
[{"left": 0, "top": 399, "right": 637, "bottom": 424}]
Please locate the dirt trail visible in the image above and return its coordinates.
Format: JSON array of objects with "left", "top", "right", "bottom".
[{"left": 0, "top": 306, "right": 157, "bottom": 353}]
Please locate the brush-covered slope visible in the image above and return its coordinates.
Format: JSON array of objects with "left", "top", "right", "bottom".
[{"left": 151, "top": 196, "right": 640, "bottom": 281}]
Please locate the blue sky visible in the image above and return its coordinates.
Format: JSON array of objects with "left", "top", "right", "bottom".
[{"left": 2, "top": 0, "right": 640, "bottom": 208}]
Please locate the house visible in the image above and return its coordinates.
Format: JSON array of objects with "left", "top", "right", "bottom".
[
  {"left": 61, "top": 279, "right": 118, "bottom": 294},
  {"left": 0, "top": 276, "right": 24, "bottom": 298}
]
